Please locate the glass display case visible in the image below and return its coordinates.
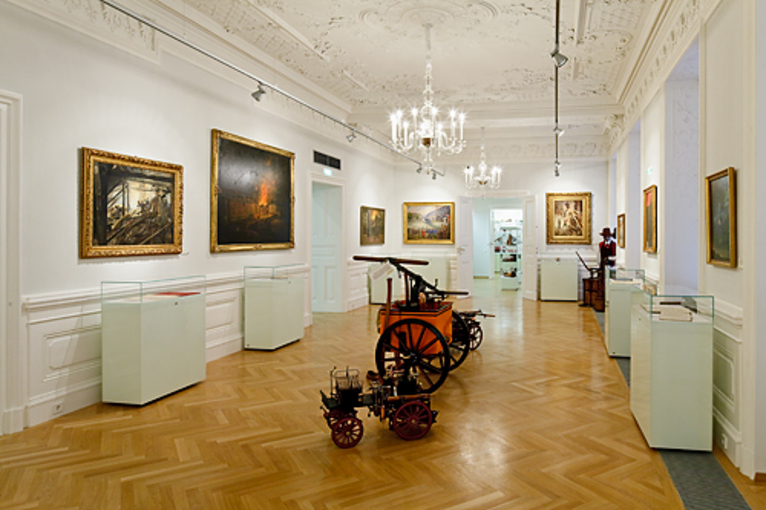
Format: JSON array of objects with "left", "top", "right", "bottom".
[
  {"left": 100, "top": 275, "right": 207, "bottom": 405},
  {"left": 243, "top": 265, "right": 305, "bottom": 350},
  {"left": 604, "top": 268, "right": 645, "bottom": 357},
  {"left": 630, "top": 286, "right": 714, "bottom": 450}
]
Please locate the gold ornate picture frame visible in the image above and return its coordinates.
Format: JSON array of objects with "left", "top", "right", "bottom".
[
  {"left": 643, "top": 185, "right": 657, "bottom": 253},
  {"left": 617, "top": 213, "right": 626, "bottom": 248},
  {"left": 360, "top": 206, "right": 385, "bottom": 246},
  {"left": 80, "top": 148, "right": 183, "bottom": 258},
  {"left": 545, "top": 192, "right": 591, "bottom": 244},
  {"left": 403, "top": 202, "right": 455, "bottom": 244},
  {"left": 705, "top": 167, "right": 737, "bottom": 267},
  {"left": 211, "top": 129, "right": 295, "bottom": 252}
]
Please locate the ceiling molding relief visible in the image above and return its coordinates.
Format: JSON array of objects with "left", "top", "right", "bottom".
[
  {"left": 612, "top": 0, "right": 701, "bottom": 153},
  {"left": 10, "top": 0, "right": 158, "bottom": 60}
]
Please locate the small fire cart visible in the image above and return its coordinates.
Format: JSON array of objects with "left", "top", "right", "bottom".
[{"left": 320, "top": 367, "right": 437, "bottom": 448}]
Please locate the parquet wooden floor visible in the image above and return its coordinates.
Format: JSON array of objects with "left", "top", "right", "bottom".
[{"left": 0, "top": 280, "right": 685, "bottom": 509}]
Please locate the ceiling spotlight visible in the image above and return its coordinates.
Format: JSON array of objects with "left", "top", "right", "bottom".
[
  {"left": 346, "top": 131, "right": 356, "bottom": 143},
  {"left": 550, "top": 47, "right": 569, "bottom": 68},
  {"left": 251, "top": 83, "right": 266, "bottom": 102}
]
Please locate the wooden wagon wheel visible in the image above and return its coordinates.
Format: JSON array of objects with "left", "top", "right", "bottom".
[
  {"left": 375, "top": 318, "right": 450, "bottom": 393},
  {"left": 468, "top": 321, "right": 483, "bottom": 351},
  {"left": 331, "top": 416, "right": 364, "bottom": 448},
  {"left": 324, "top": 409, "right": 354, "bottom": 429},
  {"left": 392, "top": 400, "right": 433, "bottom": 440},
  {"left": 448, "top": 311, "right": 471, "bottom": 370}
]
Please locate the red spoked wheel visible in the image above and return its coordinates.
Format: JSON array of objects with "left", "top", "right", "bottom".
[
  {"left": 392, "top": 400, "right": 433, "bottom": 441},
  {"left": 324, "top": 409, "right": 353, "bottom": 429},
  {"left": 331, "top": 416, "right": 364, "bottom": 448}
]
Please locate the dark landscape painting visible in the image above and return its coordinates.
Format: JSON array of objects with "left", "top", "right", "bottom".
[
  {"left": 706, "top": 167, "right": 736, "bottom": 267},
  {"left": 211, "top": 130, "right": 294, "bottom": 252},
  {"left": 360, "top": 206, "right": 385, "bottom": 245},
  {"left": 81, "top": 148, "right": 183, "bottom": 258}
]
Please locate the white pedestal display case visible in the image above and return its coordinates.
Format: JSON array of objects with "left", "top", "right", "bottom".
[
  {"left": 604, "top": 269, "right": 644, "bottom": 357},
  {"left": 540, "top": 255, "right": 578, "bottom": 301},
  {"left": 630, "top": 288, "right": 714, "bottom": 450},
  {"left": 244, "top": 265, "right": 305, "bottom": 350},
  {"left": 101, "top": 276, "right": 207, "bottom": 405}
]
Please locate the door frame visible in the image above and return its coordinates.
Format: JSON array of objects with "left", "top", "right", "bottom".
[
  {"left": 465, "top": 190, "right": 536, "bottom": 289},
  {"left": 0, "top": 90, "right": 23, "bottom": 434},
  {"left": 309, "top": 173, "right": 347, "bottom": 312}
]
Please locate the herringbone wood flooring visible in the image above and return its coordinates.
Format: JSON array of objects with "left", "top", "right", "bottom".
[{"left": 0, "top": 280, "right": 686, "bottom": 509}]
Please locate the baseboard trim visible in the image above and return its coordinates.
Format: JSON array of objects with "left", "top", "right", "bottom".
[{"left": 755, "top": 472, "right": 766, "bottom": 483}]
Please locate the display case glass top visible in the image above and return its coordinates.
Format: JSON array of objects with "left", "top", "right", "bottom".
[
  {"left": 634, "top": 285, "right": 714, "bottom": 323},
  {"left": 101, "top": 275, "right": 206, "bottom": 304},
  {"left": 244, "top": 264, "right": 306, "bottom": 283},
  {"left": 608, "top": 268, "right": 645, "bottom": 284}
]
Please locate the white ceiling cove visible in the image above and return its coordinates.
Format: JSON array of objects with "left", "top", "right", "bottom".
[{"left": 180, "top": 0, "right": 656, "bottom": 157}]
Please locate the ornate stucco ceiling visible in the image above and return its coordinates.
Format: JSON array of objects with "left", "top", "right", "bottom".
[{"left": 179, "top": 0, "right": 656, "bottom": 159}]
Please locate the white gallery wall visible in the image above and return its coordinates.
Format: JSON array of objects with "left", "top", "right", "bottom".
[
  {"left": 0, "top": 0, "right": 412, "bottom": 429},
  {"left": 614, "top": 126, "right": 641, "bottom": 269},
  {"left": 702, "top": 0, "right": 750, "bottom": 475},
  {"left": 640, "top": 89, "right": 663, "bottom": 284},
  {"left": 607, "top": 0, "right": 764, "bottom": 479}
]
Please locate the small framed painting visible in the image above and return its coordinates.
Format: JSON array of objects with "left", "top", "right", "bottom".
[
  {"left": 360, "top": 206, "right": 385, "bottom": 245},
  {"left": 80, "top": 148, "right": 183, "bottom": 258},
  {"left": 211, "top": 129, "right": 294, "bottom": 252},
  {"left": 643, "top": 185, "right": 657, "bottom": 253},
  {"left": 403, "top": 202, "right": 454, "bottom": 244},
  {"left": 545, "top": 192, "right": 592, "bottom": 244},
  {"left": 617, "top": 213, "right": 626, "bottom": 248},
  {"left": 705, "top": 167, "right": 737, "bottom": 267}
]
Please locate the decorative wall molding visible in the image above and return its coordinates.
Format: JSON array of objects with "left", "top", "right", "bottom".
[
  {"left": 0, "top": 90, "right": 23, "bottom": 436},
  {"left": 347, "top": 259, "right": 369, "bottom": 311},
  {"left": 19, "top": 266, "right": 311, "bottom": 429},
  {"left": 713, "top": 324, "right": 743, "bottom": 467},
  {"left": 9, "top": 0, "right": 158, "bottom": 61},
  {"left": 611, "top": 0, "right": 701, "bottom": 154}
]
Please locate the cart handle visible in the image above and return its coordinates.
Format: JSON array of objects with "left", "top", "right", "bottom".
[{"left": 352, "top": 255, "right": 429, "bottom": 266}]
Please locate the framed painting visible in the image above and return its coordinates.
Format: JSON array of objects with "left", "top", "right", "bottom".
[
  {"left": 545, "top": 192, "right": 591, "bottom": 244},
  {"left": 705, "top": 167, "right": 737, "bottom": 267},
  {"left": 617, "top": 213, "right": 626, "bottom": 248},
  {"left": 211, "top": 129, "right": 294, "bottom": 252},
  {"left": 643, "top": 185, "right": 657, "bottom": 253},
  {"left": 403, "top": 202, "right": 454, "bottom": 244},
  {"left": 80, "top": 148, "right": 183, "bottom": 258},
  {"left": 360, "top": 206, "right": 385, "bottom": 245}
]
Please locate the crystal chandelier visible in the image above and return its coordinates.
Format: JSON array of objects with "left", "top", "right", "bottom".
[
  {"left": 465, "top": 127, "right": 501, "bottom": 189},
  {"left": 390, "top": 24, "right": 466, "bottom": 177}
]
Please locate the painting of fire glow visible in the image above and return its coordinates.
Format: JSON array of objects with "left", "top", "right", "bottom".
[{"left": 211, "top": 129, "right": 294, "bottom": 252}]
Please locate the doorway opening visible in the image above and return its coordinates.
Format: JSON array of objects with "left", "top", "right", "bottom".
[
  {"left": 471, "top": 198, "right": 524, "bottom": 288},
  {"left": 311, "top": 180, "right": 344, "bottom": 313}
]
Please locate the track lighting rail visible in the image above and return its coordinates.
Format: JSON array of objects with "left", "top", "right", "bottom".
[{"left": 99, "top": 0, "right": 432, "bottom": 175}]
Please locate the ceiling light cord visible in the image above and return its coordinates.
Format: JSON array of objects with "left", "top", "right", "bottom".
[
  {"left": 98, "top": 0, "right": 427, "bottom": 174},
  {"left": 552, "top": 0, "right": 567, "bottom": 177}
]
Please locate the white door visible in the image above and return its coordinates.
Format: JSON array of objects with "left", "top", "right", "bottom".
[
  {"left": 311, "top": 182, "right": 344, "bottom": 312},
  {"left": 456, "top": 196, "right": 473, "bottom": 297},
  {"left": 522, "top": 195, "right": 538, "bottom": 301}
]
